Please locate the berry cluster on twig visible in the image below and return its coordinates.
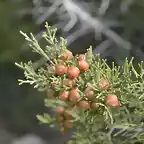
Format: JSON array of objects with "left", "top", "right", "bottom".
[
  {"left": 15, "top": 23, "right": 144, "bottom": 144},
  {"left": 46, "top": 49, "right": 119, "bottom": 134}
]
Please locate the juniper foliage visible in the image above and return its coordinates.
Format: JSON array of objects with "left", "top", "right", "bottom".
[{"left": 15, "top": 23, "right": 144, "bottom": 144}]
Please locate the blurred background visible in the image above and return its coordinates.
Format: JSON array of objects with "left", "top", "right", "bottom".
[{"left": 0, "top": 0, "right": 144, "bottom": 144}]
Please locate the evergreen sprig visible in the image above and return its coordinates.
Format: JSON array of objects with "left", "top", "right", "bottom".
[{"left": 15, "top": 22, "right": 144, "bottom": 144}]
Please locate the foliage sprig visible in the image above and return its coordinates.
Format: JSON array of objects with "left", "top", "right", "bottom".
[{"left": 15, "top": 22, "right": 144, "bottom": 144}]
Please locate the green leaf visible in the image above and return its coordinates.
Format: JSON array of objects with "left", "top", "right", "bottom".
[{"left": 36, "top": 114, "right": 50, "bottom": 123}]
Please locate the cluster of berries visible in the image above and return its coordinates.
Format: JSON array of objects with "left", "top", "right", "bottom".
[{"left": 48, "top": 49, "right": 119, "bottom": 134}]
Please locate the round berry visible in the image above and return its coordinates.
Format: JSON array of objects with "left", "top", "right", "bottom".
[
  {"left": 77, "top": 100, "right": 90, "bottom": 109},
  {"left": 77, "top": 54, "right": 85, "bottom": 61},
  {"left": 91, "top": 103, "right": 99, "bottom": 109},
  {"left": 84, "top": 87, "right": 94, "bottom": 100},
  {"left": 59, "top": 91, "right": 69, "bottom": 101},
  {"left": 64, "top": 120, "right": 73, "bottom": 128},
  {"left": 105, "top": 94, "right": 119, "bottom": 106},
  {"left": 98, "top": 78, "right": 109, "bottom": 90},
  {"left": 55, "top": 64, "right": 67, "bottom": 75},
  {"left": 67, "top": 66, "right": 80, "bottom": 79},
  {"left": 69, "top": 89, "right": 81, "bottom": 103},
  {"left": 56, "top": 106, "right": 64, "bottom": 114},
  {"left": 63, "top": 79, "right": 75, "bottom": 87},
  {"left": 56, "top": 115, "right": 65, "bottom": 122},
  {"left": 64, "top": 108, "right": 73, "bottom": 120},
  {"left": 61, "top": 50, "right": 73, "bottom": 60},
  {"left": 78, "top": 60, "right": 89, "bottom": 71}
]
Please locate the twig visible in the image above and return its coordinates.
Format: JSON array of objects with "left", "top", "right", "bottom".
[
  {"left": 93, "top": 40, "right": 113, "bottom": 54},
  {"left": 36, "top": 0, "right": 62, "bottom": 24},
  {"left": 98, "top": 0, "right": 110, "bottom": 15},
  {"left": 63, "top": 0, "right": 132, "bottom": 51},
  {"left": 65, "top": 25, "right": 92, "bottom": 46},
  {"left": 63, "top": 11, "right": 77, "bottom": 32}
]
